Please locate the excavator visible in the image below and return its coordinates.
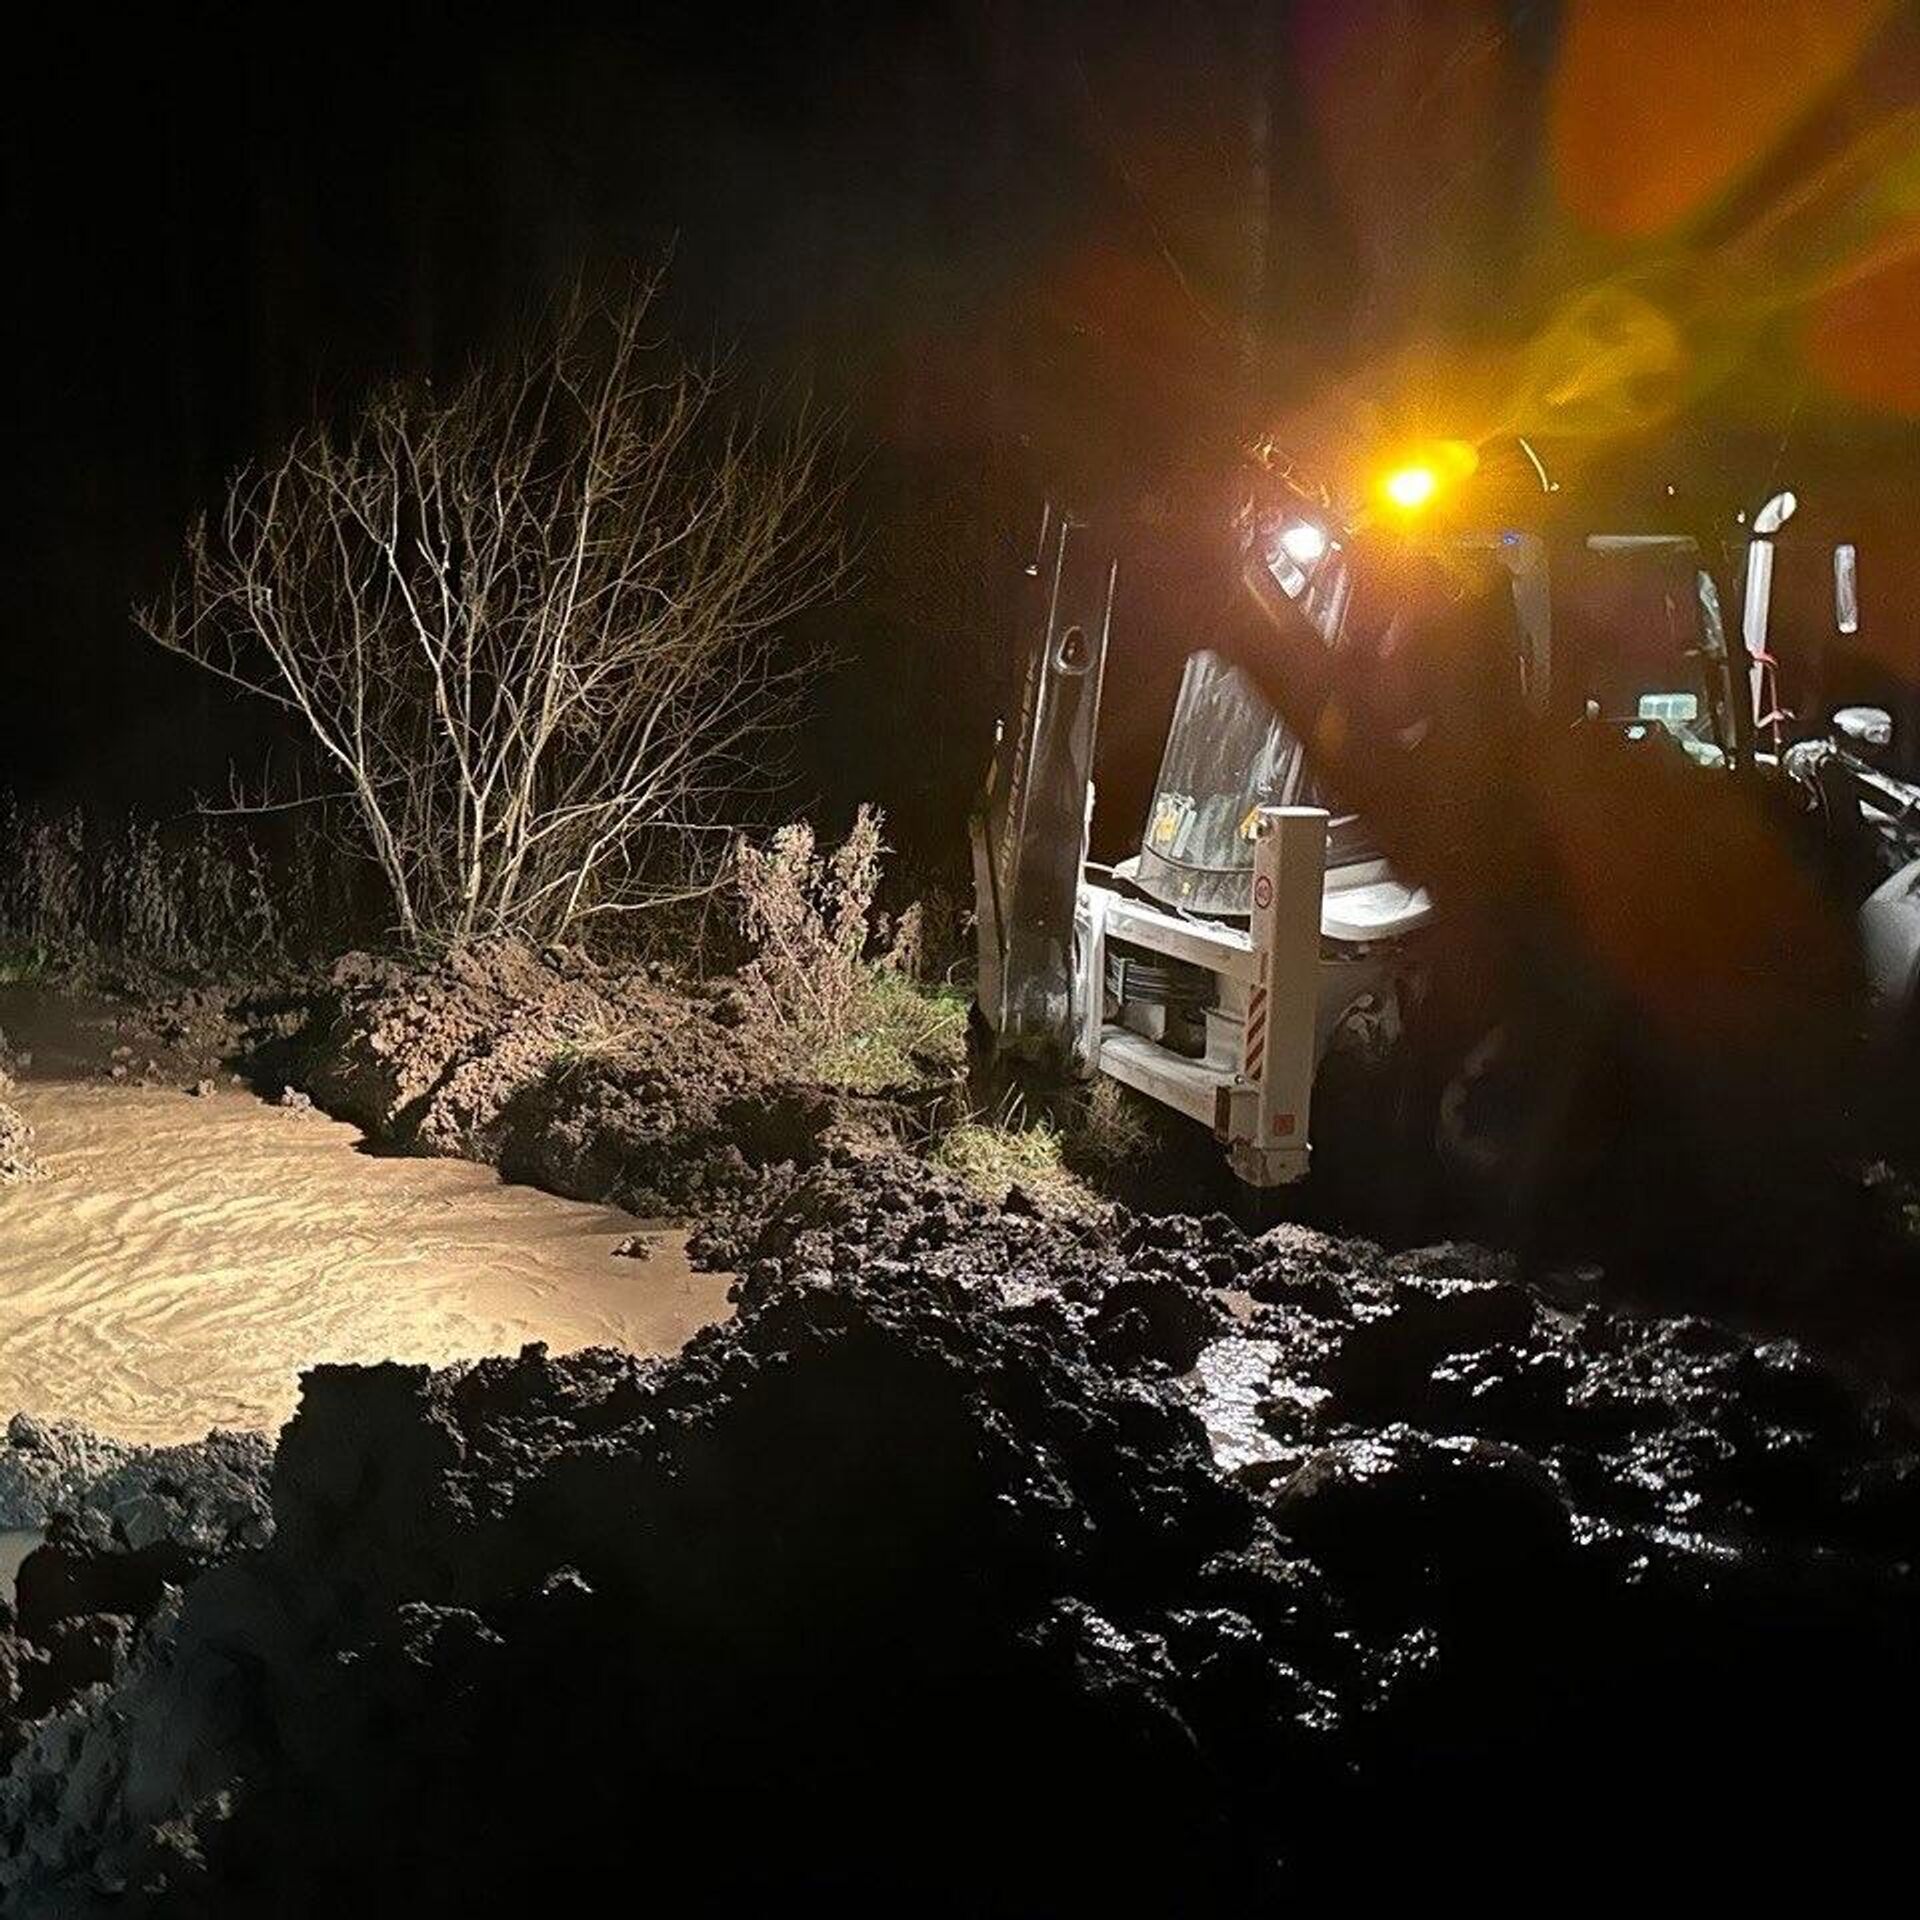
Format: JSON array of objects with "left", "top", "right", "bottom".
[{"left": 970, "top": 436, "right": 1919, "bottom": 1208}]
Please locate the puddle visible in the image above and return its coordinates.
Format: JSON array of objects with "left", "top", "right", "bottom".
[
  {"left": 1, "top": 1526, "right": 38, "bottom": 1599},
  {"left": 1186, "top": 1330, "right": 1333, "bottom": 1477},
  {"left": 0, "top": 1081, "right": 733, "bottom": 1444},
  {"left": 1189, "top": 1336, "right": 1285, "bottom": 1474}
]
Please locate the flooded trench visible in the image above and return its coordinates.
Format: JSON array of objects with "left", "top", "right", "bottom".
[{"left": 0, "top": 1004, "right": 733, "bottom": 1443}]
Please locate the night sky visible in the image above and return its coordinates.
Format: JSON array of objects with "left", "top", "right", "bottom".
[
  {"left": 7, "top": 1, "right": 1053, "bottom": 813},
  {"left": 6, "top": 1, "right": 1917, "bottom": 847}
]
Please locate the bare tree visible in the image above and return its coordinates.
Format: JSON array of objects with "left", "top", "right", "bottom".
[{"left": 140, "top": 269, "right": 848, "bottom": 945}]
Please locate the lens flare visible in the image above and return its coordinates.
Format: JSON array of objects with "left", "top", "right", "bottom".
[
  {"left": 1375, "top": 439, "right": 1477, "bottom": 515},
  {"left": 1382, "top": 464, "right": 1438, "bottom": 510}
]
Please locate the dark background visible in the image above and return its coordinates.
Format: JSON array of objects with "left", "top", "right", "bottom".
[{"left": 5, "top": 0, "right": 1916, "bottom": 865}]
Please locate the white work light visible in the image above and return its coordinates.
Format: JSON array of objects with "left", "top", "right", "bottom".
[{"left": 1278, "top": 521, "right": 1328, "bottom": 566}]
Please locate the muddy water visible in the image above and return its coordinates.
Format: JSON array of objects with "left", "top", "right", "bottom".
[{"left": 0, "top": 1079, "right": 733, "bottom": 1444}]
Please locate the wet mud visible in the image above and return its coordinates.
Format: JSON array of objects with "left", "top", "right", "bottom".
[
  {"left": 3, "top": 1158, "right": 1914, "bottom": 1912},
  {"left": 302, "top": 941, "right": 861, "bottom": 1213}
]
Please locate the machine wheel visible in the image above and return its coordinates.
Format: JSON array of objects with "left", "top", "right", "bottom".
[
  {"left": 1434, "top": 1020, "right": 1596, "bottom": 1239},
  {"left": 1306, "top": 1027, "right": 1440, "bottom": 1238},
  {"left": 1227, "top": 1178, "right": 1300, "bottom": 1235},
  {"left": 1435, "top": 1027, "right": 1524, "bottom": 1189}
]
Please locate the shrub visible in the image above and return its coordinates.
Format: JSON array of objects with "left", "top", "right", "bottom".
[
  {"left": 734, "top": 805, "right": 966, "bottom": 1090},
  {"left": 735, "top": 806, "right": 886, "bottom": 1041},
  {"left": 139, "top": 270, "right": 848, "bottom": 947},
  {"left": 0, "top": 796, "right": 337, "bottom": 976}
]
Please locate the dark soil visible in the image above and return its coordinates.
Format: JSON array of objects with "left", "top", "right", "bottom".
[
  {"left": 4, "top": 1158, "right": 1914, "bottom": 1912},
  {"left": 0, "top": 981, "right": 310, "bottom": 1092},
  {"left": 4, "top": 945, "right": 1916, "bottom": 1910},
  {"left": 0, "top": 1417, "right": 272, "bottom": 1771},
  {"left": 277, "top": 936, "right": 1920, "bottom": 1382},
  {"left": 22, "top": 944, "right": 1919, "bottom": 1389}
]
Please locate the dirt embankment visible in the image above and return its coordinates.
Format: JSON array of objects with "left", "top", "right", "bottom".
[
  {"left": 4, "top": 1157, "right": 1916, "bottom": 1911},
  {"left": 298, "top": 940, "right": 885, "bottom": 1215},
  {"left": 285, "top": 941, "right": 1920, "bottom": 1383}
]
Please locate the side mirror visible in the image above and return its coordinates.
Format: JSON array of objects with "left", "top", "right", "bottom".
[{"left": 1833, "top": 705, "right": 1893, "bottom": 753}]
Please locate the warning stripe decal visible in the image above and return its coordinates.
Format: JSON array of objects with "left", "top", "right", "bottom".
[{"left": 1244, "top": 987, "right": 1268, "bottom": 1079}]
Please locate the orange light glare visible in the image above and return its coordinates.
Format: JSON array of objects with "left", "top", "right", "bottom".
[
  {"left": 1382, "top": 464, "right": 1439, "bottom": 511},
  {"left": 1376, "top": 439, "right": 1478, "bottom": 515}
]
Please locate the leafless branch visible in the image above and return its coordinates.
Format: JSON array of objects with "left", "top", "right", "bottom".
[{"left": 139, "top": 268, "right": 849, "bottom": 945}]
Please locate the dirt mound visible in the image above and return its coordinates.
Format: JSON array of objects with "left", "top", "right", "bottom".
[
  {"left": 126, "top": 981, "right": 313, "bottom": 1087},
  {"left": 0, "top": 1416, "right": 271, "bottom": 1537},
  {"left": 302, "top": 941, "right": 853, "bottom": 1212},
  {"left": 0, "top": 1039, "right": 44, "bottom": 1184},
  {"left": 0, "top": 1416, "right": 272, "bottom": 1772},
  {"left": 5, "top": 1170, "right": 1915, "bottom": 1911},
  {"left": 0, "top": 1041, "right": 43, "bottom": 1181}
]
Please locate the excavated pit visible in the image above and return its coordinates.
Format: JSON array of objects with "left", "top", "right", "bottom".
[
  {"left": 3, "top": 948, "right": 1917, "bottom": 1910},
  {"left": 3, "top": 1155, "right": 1915, "bottom": 1912}
]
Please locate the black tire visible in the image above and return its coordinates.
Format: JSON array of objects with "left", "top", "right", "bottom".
[
  {"left": 1304, "top": 1031, "right": 1441, "bottom": 1239},
  {"left": 1434, "top": 1018, "right": 1600, "bottom": 1245}
]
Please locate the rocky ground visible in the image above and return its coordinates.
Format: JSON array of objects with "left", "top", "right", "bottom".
[{"left": 2, "top": 945, "right": 1917, "bottom": 1910}]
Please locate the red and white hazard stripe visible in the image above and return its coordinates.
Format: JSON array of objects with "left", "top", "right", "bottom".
[{"left": 1243, "top": 987, "right": 1268, "bottom": 1079}]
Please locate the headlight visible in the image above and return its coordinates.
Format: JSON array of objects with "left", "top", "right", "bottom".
[
  {"left": 1278, "top": 520, "right": 1328, "bottom": 565},
  {"left": 1374, "top": 438, "right": 1479, "bottom": 517}
]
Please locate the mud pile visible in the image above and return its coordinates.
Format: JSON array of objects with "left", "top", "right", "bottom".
[
  {"left": 0, "top": 1045, "right": 43, "bottom": 1184},
  {"left": 302, "top": 941, "right": 854, "bottom": 1214},
  {"left": 123, "top": 981, "right": 312, "bottom": 1087},
  {"left": 0, "top": 986, "right": 314, "bottom": 1093},
  {"left": 5, "top": 1166, "right": 1915, "bottom": 1912},
  {"left": 0, "top": 1416, "right": 270, "bottom": 1536},
  {"left": 0, "top": 1417, "right": 271, "bottom": 1770}
]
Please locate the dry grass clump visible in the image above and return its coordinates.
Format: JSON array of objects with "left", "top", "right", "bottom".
[
  {"left": 934, "top": 1079, "right": 1155, "bottom": 1207},
  {"left": 734, "top": 806, "right": 966, "bottom": 1092},
  {"left": 932, "top": 1114, "right": 1081, "bottom": 1203},
  {"left": 0, "top": 798, "right": 338, "bottom": 977},
  {"left": 1058, "top": 1077, "right": 1157, "bottom": 1183}
]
